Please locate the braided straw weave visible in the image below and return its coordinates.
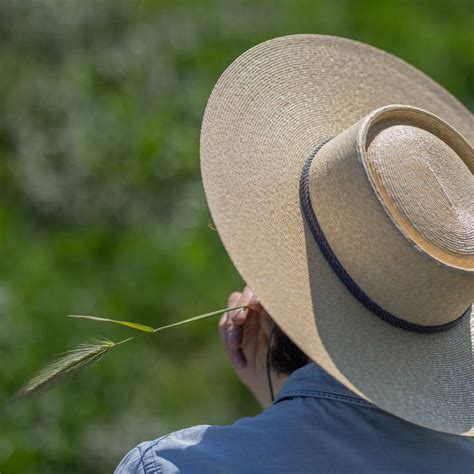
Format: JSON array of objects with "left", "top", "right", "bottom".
[{"left": 200, "top": 35, "right": 474, "bottom": 435}]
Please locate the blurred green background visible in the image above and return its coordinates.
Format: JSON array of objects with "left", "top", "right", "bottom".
[{"left": 0, "top": 0, "right": 472, "bottom": 472}]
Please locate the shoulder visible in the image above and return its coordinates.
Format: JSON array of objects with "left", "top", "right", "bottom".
[
  {"left": 114, "top": 425, "right": 210, "bottom": 474},
  {"left": 114, "top": 412, "right": 277, "bottom": 474},
  {"left": 114, "top": 401, "right": 300, "bottom": 474},
  {"left": 114, "top": 396, "right": 336, "bottom": 474}
]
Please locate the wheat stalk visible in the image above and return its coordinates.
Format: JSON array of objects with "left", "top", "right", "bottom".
[{"left": 18, "top": 305, "right": 245, "bottom": 398}]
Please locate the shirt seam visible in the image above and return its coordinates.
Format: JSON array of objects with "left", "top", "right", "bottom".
[
  {"left": 275, "top": 389, "right": 377, "bottom": 409},
  {"left": 137, "top": 444, "right": 147, "bottom": 473},
  {"left": 138, "top": 434, "right": 174, "bottom": 474}
]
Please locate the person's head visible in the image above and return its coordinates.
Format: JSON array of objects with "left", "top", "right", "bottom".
[{"left": 268, "top": 321, "right": 309, "bottom": 376}]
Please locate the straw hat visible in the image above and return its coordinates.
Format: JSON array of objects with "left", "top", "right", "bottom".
[{"left": 200, "top": 34, "right": 474, "bottom": 435}]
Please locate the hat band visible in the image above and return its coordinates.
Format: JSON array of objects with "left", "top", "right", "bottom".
[{"left": 299, "top": 140, "right": 472, "bottom": 334}]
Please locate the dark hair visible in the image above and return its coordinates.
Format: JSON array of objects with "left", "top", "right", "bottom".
[{"left": 268, "top": 322, "right": 309, "bottom": 375}]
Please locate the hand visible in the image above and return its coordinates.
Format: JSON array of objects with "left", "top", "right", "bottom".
[{"left": 219, "top": 286, "right": 288, "bottom": 408}]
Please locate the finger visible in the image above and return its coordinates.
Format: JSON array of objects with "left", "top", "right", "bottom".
[
  {"left": 220, "top": 286, "right": 254, "bottom": 367},
  {"left": 227, "top": 317, "right": 244, "bottom": 348},
  {"left": 218, "top": 313, "right": 246, "bottom": 369},
  {"left": 227, "top": 291, "right": 241, "bottom": 309},
  {"left": 247, "top": 293, "right": 261, "bottom": 311},
  {"left": 218, "top": 313, "right": 228, "bottom": 345},
  {"left": 219, "top": 308, "right": 243, "bottom": 350},
  {"left": 229, "top": 286, "right": 253, "bottom": 324},
  {"left": 232, "top": 288, "right": 263, "bottom": 325},
  {"left": 224, "top": 296, "right": 245, "bottom": 347},
  {"left": 225, "top": 291, "right": 243, "bottom": 326},
  {"left": 232, "top": 308, "right": 247, "bottom": 325},
  {"left": 235, "top": 286, "right": 252, "bottom": 313}
]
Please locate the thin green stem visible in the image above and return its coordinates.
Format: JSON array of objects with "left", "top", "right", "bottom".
[
  {"left": 112, "top": 305, "right": 246, "bottom": 347},
  {"left": 152, "top": 305, "right": 246, "bottom": 333},
  {"left": 114, "top": 336, "right": 137, "bottom": 346}
]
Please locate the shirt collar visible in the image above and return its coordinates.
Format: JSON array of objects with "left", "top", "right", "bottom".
[{"left": 274, "top": 362, "right": 376, "bottom": 408}]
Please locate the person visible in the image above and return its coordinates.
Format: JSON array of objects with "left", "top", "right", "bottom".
[
  {"left": 116, "top": 34, "right": 474, "bottom": 472},
  {"left": 116, "top": 287, "right": 473, "bottom": 473}
]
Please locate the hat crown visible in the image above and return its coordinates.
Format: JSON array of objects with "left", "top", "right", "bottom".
[
  {"left": 367, "top": 124, "right": 474, "bottom": 258},
  {"left": 363, "top": 107, "right": 474, "bottom": 269},
  {"left": 308, "top": 105, "right": 473, "bottom": 327}
]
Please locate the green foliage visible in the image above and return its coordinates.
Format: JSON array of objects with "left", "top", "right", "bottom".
[{"left": 0, "top": 0, "right": 472, "bottom": 472}]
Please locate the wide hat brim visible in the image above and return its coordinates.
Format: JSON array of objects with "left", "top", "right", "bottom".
[{"left": 200, "top": 35, "right": 474, "bottom": 434}]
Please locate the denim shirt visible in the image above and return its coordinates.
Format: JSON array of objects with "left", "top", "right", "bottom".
[{"left": 115, "top": 363, "right": 474, "bottom": 473}]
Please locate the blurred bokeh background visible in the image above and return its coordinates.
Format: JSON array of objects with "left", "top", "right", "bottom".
[{"left": 0, "top": 0, "right": 472, "bottom": 472}]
